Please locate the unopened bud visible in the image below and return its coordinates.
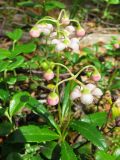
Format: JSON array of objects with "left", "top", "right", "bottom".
[
  {"left": 43, "top": 69, "right": 54, "bottom": 81},
  {"left": 92, "top": 71, "right": 101, "bottom": 82},
  {"left": 47, "top": 92, "right": 59, "bottom": 106},
  {"left": 76, "top": 28, "right": 85, "bottom": 37}
]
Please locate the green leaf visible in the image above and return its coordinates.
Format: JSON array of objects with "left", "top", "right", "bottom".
[
  {"left": 70, "top": 121, "right": 107, "bottom": 150},
  {"left": 110, "top": 80, "right": 120, "bottom": 90},
  {"left": 27, "top": 97, "right": 61, "bottom": 135},
  {"left": 45, "top": 1, "right": 65, "bottom": 11},
  {"left": 6, "top": 77, "right": 17, "bottom": 85},
  {"left": 42, "top": 141, "right": 57, "bottom": 159},
  {"left": 0, "top": 61, "right": 9, "bottom": 72},
  {"left": 6, "top": 29, "right": 23, "bottom": 41},
  {"left": 7, "top": 56, "right": 24, "bottom": 70},
  {"left": 61, "top": 141, "right": 77, "bottom": 160},
  {"left": 7, "top": 125, "right": 59, "bottom": 143},
  {"left": 0, "top": 122, "right": 13, "bottom": 136},
  {"left": 0, "top": 49, "right": 11, "bottom": 60},
  {"left": 17, "top": 1, "right": 35, "bottom": 7},
  {"left": 6, "top": 152, "right": 22, "bottom": 160},
  {"left": 62, "top": 82, "right": 72, "bottom": 118},
  {"left": 11, "top": 43, "right": 37, "bottom": 56},
  {"left": 9, "top": 91, "right": 30, "bottom": 116},
  {"left": 0, "top": 89, "right": 9, "bottom": 101},
  {"left": 113, "top": 148, "right": 120, "bottom": 160},
  {"left": 105, "top": 0, "right": 120, "bottom": 4},
  {"left": 95, "top": 150, "right": 115, "bottom": 160},
  {"left": 81, "top": 112, "right": 107, "bottom": 127}
]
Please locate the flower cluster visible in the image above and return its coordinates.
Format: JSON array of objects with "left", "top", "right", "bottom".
[
  {"left": 70, "top": 83, "right": 103, "bottom": 105},
  {"left": 29, "top": 12, "right": 85, "bottom": 53}
]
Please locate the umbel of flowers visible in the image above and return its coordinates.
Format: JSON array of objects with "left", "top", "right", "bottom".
[
  {"left": 29, "top": 9, "right": 85, "bottom": 54},
  {"left": 30, "top": 10, "right": 102, "bottom": 106}
]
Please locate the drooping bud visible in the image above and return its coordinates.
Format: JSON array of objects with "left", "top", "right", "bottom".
[
  {"left": 113, "top": 43, "right": 120, "bottom": 49},
  {"left": 29, "top": 27, "right": 41, "bottom": 38},
  {"left": 92, "top": 70, "right": 101, "bottom": 82},
  {"left": 70, "top": 85, "right": 81, "bottom": 100},
  {"left": 43, "top": 69, "right": 54, "bottom": 81},
  {"left": 47, "top": 92, "right": 59, "bottom": 106},
  {"left": 61, "top": 17, "right": 70, "bottom": 25},
  {"left": 41, "top": 62, "right": 49, "bottom": 70},
  {"left": 76, "top": 28, "right": 85, "bottom": 37},
  {"left": 92, "top": 88, "right": 103, "bottom": 98},
  {"left": 80, "top": 88, "right": 94, "bottom": 105}
]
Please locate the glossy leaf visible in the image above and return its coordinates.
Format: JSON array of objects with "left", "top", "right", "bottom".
[
  {"left": 9, "top": 92, "right": 30, "bottom": 117},
  {"left": 0, "top": 61, "right": 9, "bottom": 72},
  {"left": 11, "top": 43, "right": 37, "bottom": 56},
  {"left": 0, "top": 49, "right": 11, "bottom": 60},
  {"left": 0, "top": 89, "right": 9, "bottom": 101},
  {"left": 7, "top": 125, "right": 59, "bottom": 143},
  {"left": 0, "top": 122, "right": 13, "bottom": 136},
  {"left": 6, "top": 152, "right": 22, "bottom": 160},
  {"left": 70, "top": 121, "right": 107, "bottom": 150},
  {"left": 45, "top": 1, "right": 65, "bottom": 11},
  {"left": 42, "top": 141, "right": 57, "bottom": 159},
  {"left": 81, "top": 112, "right": 107, "bottom": 127},
  {"left": 95, "top": 150, "right": 115, "bottom": 160},
  {"left": 61, "top": 141, "right": 77, "bottom": 160},
  {"left": 6, "top": 29, "right": 23, "bottom": 41},
  {"left": 27, "top": 97, "right": 61, "bottom": 135},
  {"left": 7, "top": 56, "right": 24, "bottom": 70}
]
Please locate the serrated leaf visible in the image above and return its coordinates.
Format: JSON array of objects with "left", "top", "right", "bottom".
[
  {"left": 81, "top": 112, "right": 107, "bottom": 127},
  {"left": 61, "top": 141, "right": 77, "bottom": 160},
  {"left": 95, "top": 150, "right": 115, "bottom": 160},
  {"left": 7, "top": 125, "right": 59, "bottom": 143},
  {"left": 0, "top": 49, "right": 11, "bottom": 60},
  {"left": 9, "top": 92, "right": 30, "bottom": 116},
  {"left": 70, "top": 121, "right": 107, "bottom": 150}
]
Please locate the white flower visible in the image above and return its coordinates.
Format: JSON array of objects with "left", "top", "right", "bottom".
[
  {"left": 80, "top": 93, "right": 94, "bottom": 105},
  {"left": 51, "top": 39, "right": 60, "bottom": 45},
  {"left": 50, "top": 32, "right": 57, "bottom": 38},
  {"left": 65, "top": 25, "right": 75, "bottom": 33},
  {"left": 46, "top": 24, "right": 53, "bottom": 32},
  {"left": 42, "top": 28, "right": 51, "bottom": 36},
  {"left": 92, "top": 88, "right": 103, "bottom": 98},
  {"left": 86, "top": 83, "right": 96, "bottom": 92},
  {"left": 70, "top": 86, "right": 81, "bottom": 100},
  {"left": 55, "top": 42, "right": 66, "bottom": 51}
]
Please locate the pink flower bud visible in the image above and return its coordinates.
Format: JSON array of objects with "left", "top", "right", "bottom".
[
  {"left": 29, "top": 28, "right": 40, "bottom": 38},
  {"left": 43, "top": 69, "right": 54, "bottom": 81},
  {"left": 92, "top": 88, "right": 103, "bottom": 98},
  {"left": 70, "top": 86, "right": 81, "bottom": 100},
  {"left": 114, "top": 43, "right": 120, "bottom": 49},
  {"left": 92, "top": 71, "right": 101, "bottom": 82},
  {"left": 47, "top": 92, "right": 59, "bottom": 106},
  {"left": 76, "top": 28, "right": 85, "bottom": 37},
  {"left": 61, "top": 17, "right": 70, "bottom": 25}
]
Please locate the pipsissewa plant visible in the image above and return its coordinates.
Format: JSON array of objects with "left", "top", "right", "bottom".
[{"left": 0, "top": 10, "right": 119, "bottom": 160}]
